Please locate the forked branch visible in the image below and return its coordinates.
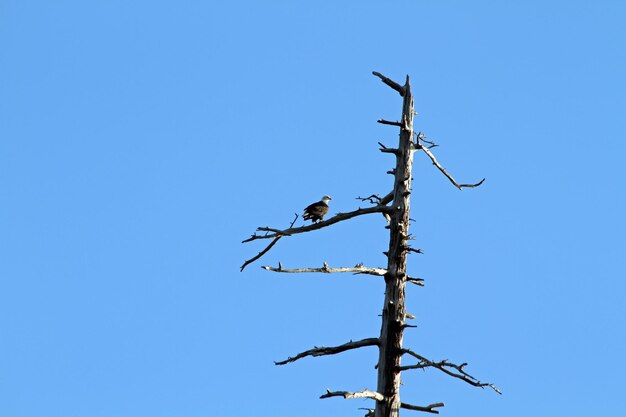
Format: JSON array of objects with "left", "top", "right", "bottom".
[
  {"left": 240, "top": 214, "right": 299, "bottom": 271},
  {"left": 401, "top": 349, "right": 502, "bottom": 394},
  {"left": 275, "top": 338, "right": 380, "bottom": 366}
]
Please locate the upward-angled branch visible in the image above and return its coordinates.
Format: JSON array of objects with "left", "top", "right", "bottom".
[
  {"left": 275, "top": 338, "right": 380, "bottom": 366},
  {"left": 241, "top": 193, "right": 393, "bottom": 270},
  {"left": 373, "top": 71, "right": 405, "bottom": 96},
  {"left": 243, "top": 195, "right": 393, "bottom": 243}
]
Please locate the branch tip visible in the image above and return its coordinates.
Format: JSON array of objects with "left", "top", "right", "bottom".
[{"left": 372, "top": 71, "right": 405, "bottom": 96}]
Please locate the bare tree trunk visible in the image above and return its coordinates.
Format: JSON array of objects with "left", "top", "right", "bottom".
[
  {"left": 375, "top": 76, "right": 414, "bottom": 417},
  {"left": 242, "top": 72, "right": 497, "bottom": 416}
]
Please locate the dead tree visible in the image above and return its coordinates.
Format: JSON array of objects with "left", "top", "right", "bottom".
[{"left": 241, "top": 72, "right": 499, "bottom": 416}]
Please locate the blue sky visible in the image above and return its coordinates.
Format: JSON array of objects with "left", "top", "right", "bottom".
[{"left": 1, "top": 1, "right": 625, "bottom": 416}]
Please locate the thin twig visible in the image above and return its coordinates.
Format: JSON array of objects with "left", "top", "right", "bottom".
[
  {"left": 415, "top": 132, "right": 437, "bottom": 148},
  {"left": 356, "top": 194, "right": 383, "bottom": 205},
  {"left": 239, "top": 214, "right": 300, "bottom": 271},
  {"left": 240, "top": 236, "right": 281, "bottom": 272}
]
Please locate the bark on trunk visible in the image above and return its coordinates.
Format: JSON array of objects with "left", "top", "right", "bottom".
[{"left": 375, "top": 76, "right": 415, "bottom": 417}]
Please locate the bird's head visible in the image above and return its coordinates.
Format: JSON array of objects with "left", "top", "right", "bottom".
[{"left": 321, "top": 195, "right": 332, "bottom": 204}]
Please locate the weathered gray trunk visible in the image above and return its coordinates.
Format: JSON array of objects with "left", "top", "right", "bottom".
[
  {"left": 243, "top": 72, "right": 494, "bottom": 414},
  {"left": 375, "top": 76, "right": 415, "bottom": 417}
]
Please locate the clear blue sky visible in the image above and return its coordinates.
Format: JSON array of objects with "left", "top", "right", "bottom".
[{"left": 1, "top": 1, "right": 625, "bottom": 416}]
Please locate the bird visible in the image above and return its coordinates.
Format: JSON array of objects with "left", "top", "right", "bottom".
[{"left": 303, "top": 195, "right": 332, "bottom": 223}]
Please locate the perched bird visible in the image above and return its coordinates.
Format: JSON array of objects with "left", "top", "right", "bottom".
[{"left": 303, "top": 195, "right": 332, "bottom": 223}]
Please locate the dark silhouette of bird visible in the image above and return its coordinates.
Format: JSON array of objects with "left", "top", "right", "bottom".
[{"left": 303, "top": 195, "right": 332, "bottom": 223}]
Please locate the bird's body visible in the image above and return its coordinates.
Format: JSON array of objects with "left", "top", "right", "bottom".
[{"left": 303, "top": 195, "right": 332, "bottom": 223}]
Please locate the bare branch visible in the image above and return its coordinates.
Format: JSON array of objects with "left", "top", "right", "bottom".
[
  {"left": 240, "top": 236, "right": 281, "bottom": 272},
  {"left": 407, "top": 277, "right": 425, "bottom": 286},
  {"left": 417, "top": 144, "right": 485, "bottom": 190},
  {"left": 320, "top": 389, "right": 385, "bottom": 402},
  {"left": 245, "top": 204, "right": 393, "bottom": 243},
  {"left": 372, "top": 71, "right": 405, "bottom": 96},
  {"left": 379, "top": 141, "right": 400, "bottom": 154},
  {"left": 404, "top": 246, "right": 424, "bottom": 255},
  {"left": 241, "top": 214, "right": 298, "bottom": 244},
  {"left": 380, "top": 148, "right": 401, "bottom": 155},
  {"left": 378, "top": 119, "right": 403, "bottom": 127},
  {"left": 401, "top": 402, "right": 445, "bottom": 414},
  {"left": 242, "top": 193, "right": 394, "bottom": 270},
  {"left": 401, "top": 349, "right": 502, "bottom": 395},
  {"left": 262, "top": 263, "right": 388, "bottom": 276},
  {"left": 275, "top": 338, "right": 380, "bottom": 366},
  {"left": 381, "top": 148, "right": 400, "bottom": 155}
]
